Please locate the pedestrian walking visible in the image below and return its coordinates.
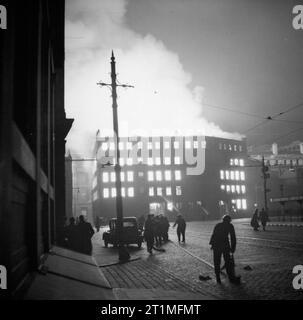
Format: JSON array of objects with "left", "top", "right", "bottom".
[
  {"left": 209, "top": 214, "right": 240, "bottom": 284},
  {"left": 259, "top": 208, "right": 268, "bottom": 231},
  {"left": 250, "top": 208, "right": 260, "bottom": 231},
  {"left": 173, "top": 214, "right": 186, "bottom": 243},
  {"left": 159, "top": 215, "right": 170, "bottom": 242},
  {"left": 144, "top": 214, "right": 154, "bottom": 254},
  {"left": 76, "top": 215, "right": 95, "bottom": 255}
]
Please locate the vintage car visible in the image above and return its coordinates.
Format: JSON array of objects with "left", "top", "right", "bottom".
[{"left": 102, "top": 217, "right": 144, "bottom": 248}]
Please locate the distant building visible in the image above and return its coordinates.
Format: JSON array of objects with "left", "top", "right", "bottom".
[
  {"left": 73, "top": 162, "right": 93, "bottom": 224},
  {"left": 247, "top": 141, "right": 303, "bottom": 216},
  {"left": 92, "top": 135, "right": 248, "bottom": 222}
]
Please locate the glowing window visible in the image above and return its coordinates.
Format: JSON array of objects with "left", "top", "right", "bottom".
[
  {"left": 220, "top": 170, "right": 225, "bottom": 180},
  {"left": 137, "top": 141, "right": 143, "bottom": 149},
  {"left": 101, "top": 143, "right": 108, "bottom": 151},
  {"left": 174, "top": 157, "right": 181, "bottom": 165},
  {"left": 239, "top": 145, "right": 243, "bottom": 152},
  {"left": 127, "top": 142, "right": 132, "bottom": 150},
  {"left": 147, "top": 158, "right": 154, "bottom": 166},
  {"left": 225, "top": 171, "right": 230, "bottom": 180},
  {"left": 234, "top": 145, "right": 237, "bottom": 152},
  {"left": 102, "top": 172, "right": 109, "bottom": 183},
  {"left": 239, "top": 159, "right": 244, "bottom": 166},
  {"left": 231, "top": 199, "right": 236, "bottom": 204},
  {"left": 230, "top": 171, "right": 235, "bottom": 180},
  {"left": 110, "top": 172, "right": 116, "bottom": 182},
  {"left": 231, "top": 185, "right": 235, "bottom": 193},
  {"left": 175, "top": 170, "right": 181, "bottom": 181},
  {"left": 174, "top": 141, "right": 180, "bottom": 149},
  {"left": 230, "top": 159, "right": 234, "bottom": 166},
  {"left": 155, "top": 157, "right": 161, "bottom": 165},
  {"left": 109, "top": 142, "right": 115, "bottom": 151},
  {"left": 119, "top": 158, "right": 125, "bottom": 166},
  {"left": 111, "top": 188, "right": 116, "bottom": 198},
  {"left": 236, "top": 199, "right": 242, "bottom": 209},
  {"left": 121, "top": 188, "right": 126, "bottom": 198},
  {"left": 103, "top": 188, "right": 109, "bottom": 198},
  {"left": 166, "top": 187, "right": 172, "bottom": 196},
  {"left": 240, "top": 171, "right": 245, "bottom": 181},
  {"left": 226, "top": 185, "right": 231, "bottom": 193},
  {"left": 155, "top": 142, "right": 161, "bottom": 149},
  {"left": 148, "top": 171, "right": 154, "bottom": 181},
  {"left": 165, "top": 170, "right": 172, "bottom": 181},
  {"left": 242, "top": 199, "right": 247, "bottom": 210},
  {"left": 193, "top": 141, "right": 198, "bottom": 149},
  {"left": 185, "top": 141, "right": 191, "bottom": 149},
  {"left": 236, "top": 185, "right": 240, "bottom": 194},
  {"left": 164, "top": 141, "right": 170, "bottom": 149},
  {"left": 138, "top": 172, "right": 144, "bottom": 177},
  {"left": 176, "top": 186, "right": 182, "bottom": 196},
  {"left": 120, "top": 172, "right": 125, "bottom": 182},
  {"left": 235, "top": 171, "right": 240, "bottom": 181},
  {"left": 127, "top": 171, "right": 134, "bottom": 182},
  {"left": 118, "top": 142, "right": 124, "bottom": 150},
  {"left": 149, "top": 187, "right": 154, "bottom": 196},
  {"left": 164, "top": 157, "right": 171, "bottom": 165},
  {"left": 157, "top": 187, "right": 163, "bottom": 196},
  {"left": 167, "top": 202, "right": 173, "bottom": 211},
  {"left": 148, "top": 142, "right": 153, "bottom": 150},
  {"left": 234, "top": 159, "right": 239, "bottom": 166},
  {"left": 128, "top": 187, "right": 134, "bottom": 197},
  {"left": 220, "top": 185, "right": 225, "bottom": 190},
  {"left": 127, "top": 158, "right": 133, "bottom": 166},
  {"left": 229, "top": 144, "right": 232, "bottom": 151},
  {"left": 241, "top": 185, "right": 246, "bottom": 194},
  {"left": 156, "top": 171, "right": 162, "bottom": 181}
]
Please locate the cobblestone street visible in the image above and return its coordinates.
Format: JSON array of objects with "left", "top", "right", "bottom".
[{"left": 93, "top": 219, "right": 303, "bottom": 300}]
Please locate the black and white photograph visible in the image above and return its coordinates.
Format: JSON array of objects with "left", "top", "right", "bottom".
[{"left": 1, "top": 0, "right": 303, "bottom": 309}]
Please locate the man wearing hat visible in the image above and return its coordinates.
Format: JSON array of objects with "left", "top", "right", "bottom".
[{"left": 209, "top": 215, "right": 240, "bottom": 284}]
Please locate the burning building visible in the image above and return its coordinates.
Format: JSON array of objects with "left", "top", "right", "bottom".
[{"left": 92, "top": 135, "right": 248, "bottom": 222}]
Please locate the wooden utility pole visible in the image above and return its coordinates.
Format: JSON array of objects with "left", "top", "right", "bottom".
[{"left": 97, "top": 52, "right": 134, "bottom": 261}]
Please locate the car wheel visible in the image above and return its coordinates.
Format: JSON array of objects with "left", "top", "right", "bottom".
[{"left": 137, "top": 240, "right": 142, "bottom": 248}]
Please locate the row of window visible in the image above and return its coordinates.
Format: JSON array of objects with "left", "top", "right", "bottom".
[
  {"left": 219, "top": 143, "right": 243, "bottom": 152},
  {"left": 265, "top": 158, "right": 303, "bottom": 166},
  {"left": 101, "top": 140, "right": 206, "bottom": 151},
  {"left": 100, "top": 186, "right": 183, "bottom": 199},
  {"left": 149, "top": 186, "right": 182, "bottom": 197},
  {"left": 219, "top": 198, "right": 247, "bottom": 210},
  {"left": 103, "top": 187, "right": 135, "bottom": 198},
  {"left": 220, "top": 170, "right": 245, "bottom": 181},
  {"left": 104, "top": 156, "right": 187, "bottom": 167},
  {"left": 220, "top": 184, "right": 246, "bottom": 194},
  {"left": 101, "top": 170, "right": 182, "bottom": 183},
  {"left": 148, "top": 170, "right": 182, "bottom": 182},
  {"left": 230, "top": 159, "right": 245, "bottom": 166}
]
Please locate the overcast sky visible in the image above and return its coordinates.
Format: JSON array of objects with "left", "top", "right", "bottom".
[{"left": 65, "top": 0, "right": 303, "bottom": 157}]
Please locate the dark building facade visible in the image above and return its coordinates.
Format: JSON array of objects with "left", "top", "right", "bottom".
[
  {"left": 0, "top": 0, "right": 72, "bottom": 297},
  {"left": 92, "top": 135, "right": 248, "bottom": 222}
]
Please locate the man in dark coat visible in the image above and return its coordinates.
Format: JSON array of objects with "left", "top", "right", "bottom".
[
  {"left": 144, "top": 214, "right": 154, "bottom": 254},
  {"left": 173, "top": 214, "right": 186, "bottom": 243},
  {"left": 259, "top": 208, "right": 268, "bottom": 231},
  {"left": 65, "top": 217, "right": 77, "bottom": 250},
  {"left": 77, "top": 215, "right": 95, "bottom": 255},
  {"left": 209, "top": 214, "right": 240, "bottom": 284}
]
